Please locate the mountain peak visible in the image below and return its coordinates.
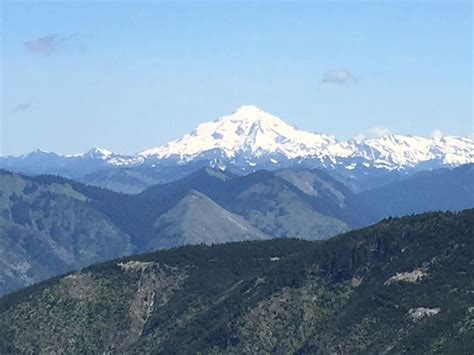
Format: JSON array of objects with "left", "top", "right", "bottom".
[
  {"left": 23, "top": 149, "right": 60, "bottom": 158},
  {"left": 82, "top": 147, "right": 113, "bottom": 160},
  {"left": 89, "top": 147, "right": 113, "bottom": 156},
  {"left": 139, "top": 106, "right": 335, "bottom": 160},
  {"left": 221, "top": 105, "right": 287, "bottom": 127},
  {"left": 29, "top": 148, "right": 53, "bottom": 155},
  {"left": 234, "top": 104, "right": 264, "bottom": 115},
  {"left": 190, "top": 166, "right": 232, "bottom": 181},
  {"left": 151, "top": 188, "right": 269, "bottom": 248}
]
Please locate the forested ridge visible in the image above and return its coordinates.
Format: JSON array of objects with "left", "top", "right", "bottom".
[{"left": 1, "top": 210, "right": 472, "bottom": 353}]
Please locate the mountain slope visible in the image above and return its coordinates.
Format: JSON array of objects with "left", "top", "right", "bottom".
[
  {"left": 80, "top": 161, "right": 213, "bottom": 194},
  {"left": 274, "top": 168, "right": 373, "bottom": 227},
  {"left": 0, "top": 210, "right": 472, "bottom": 353},
  {"left": 216, "top": 169, "right": 351, "bottom": 239},
  {"left": 360, "top": 164, "right": 474, "bottom": 219},
  {"left": 0, "top": 170, "right": 132, "bottom": 296},
  {"left": 140, "top": 167, "right": 355, "bottom": 241},
  {"left": 148, "top": 190, "right": 270, "bottom": 250}
]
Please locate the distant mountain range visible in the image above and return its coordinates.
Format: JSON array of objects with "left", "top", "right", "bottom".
[
  {"left": 1, "top": 164, "right": 473, "bottom": 296},
  {"left": 361, "top": 163, "right": 474, "bottom": 220},
  {"left": 1, "top": 105, "right": 473, "bottom": 193},
  {"left": 1, "top": 209, "right": 472, "bottom": 353}
]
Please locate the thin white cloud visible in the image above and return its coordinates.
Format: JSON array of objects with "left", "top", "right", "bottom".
[
  {"left": 321, "top": 69, "right": 355, "bottom": 84},
  {"left": 369, "top": 127, "right": 392, "bottom": 137},
  {"left": 355, "top": 126, "right": 392, "bottom": 140},
  {"left": 431, "top": 129, "right": 444, "bottom": 141}
]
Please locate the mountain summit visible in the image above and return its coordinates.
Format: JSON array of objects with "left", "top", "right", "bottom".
[{"left": 139, "top": 105, "right": 336, "bottom": 161}]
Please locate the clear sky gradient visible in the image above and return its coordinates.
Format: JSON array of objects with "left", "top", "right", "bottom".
[{"left": 1, "top": 0, "right": 472, "bottom": 155}]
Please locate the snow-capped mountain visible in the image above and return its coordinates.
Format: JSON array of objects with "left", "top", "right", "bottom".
[
  {"left": 139, "top": 105, "right": 336, "bottom": 161},
  {"left": 326, "top": 134, "right": 474, "bottom": 170},
  {"left": 1, "top": 105, "right": 473, "bottom": 181},
  {"left": 0, "top": 147, "right": 141, "bottom": 177},
  {"left": 138, "top": 105, "right": 474, "bottom": 171},
  {"left": 75, "top": 148, "right": 143, "bottom": 166}
]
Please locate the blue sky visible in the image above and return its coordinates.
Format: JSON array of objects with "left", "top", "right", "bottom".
[{"left": 1, "top": 0, "right": 472, "bottom": 155}]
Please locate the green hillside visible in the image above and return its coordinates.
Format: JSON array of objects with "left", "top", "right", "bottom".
[
  {"left": 0, "top": 171, "right": 132, "bottom": 296},
  {"left": 148, "top": 190, "right": 269, "bottom": 250},
  {"left": 1, "top": 210, "right": 472, "bottom": 354}
]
